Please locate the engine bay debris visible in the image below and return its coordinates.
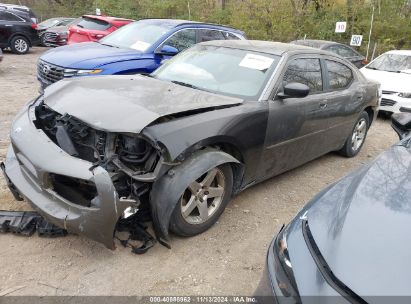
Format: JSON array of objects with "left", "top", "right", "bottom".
[
  {"left": 0, "top": 210, "right": 67, "bottom": 237},
  {"left": 0, "top": 209, "right": 163, "bottom": 254}
]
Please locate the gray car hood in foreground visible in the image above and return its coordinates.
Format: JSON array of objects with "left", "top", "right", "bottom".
[
  {"left": 43, "top": 75, "right": 243, "bottom": 133},
  {"left": 307, "top": 139, "right": 411, "bottom": 296}
]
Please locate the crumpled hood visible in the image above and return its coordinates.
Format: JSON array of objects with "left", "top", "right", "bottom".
[
  {"left": 41, "top": 42, "right": 148, "bottom": 69},
  {"left": 43, "top": 75, "right": 243, "bottom": 133},
  {"left": 307, "top": 141, "right": 411, "bottom": 296},
  {"left": 360, "top": 67, "right": 411, "bottom": 93}
]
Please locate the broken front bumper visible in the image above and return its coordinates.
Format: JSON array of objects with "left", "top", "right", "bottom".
[{"left": 2, "top": 104, "right": 133, "bottom": 249}]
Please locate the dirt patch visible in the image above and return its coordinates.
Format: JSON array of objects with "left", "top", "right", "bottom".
[{"left": 0, "top": 47, "right": 398, "bottom": 296}]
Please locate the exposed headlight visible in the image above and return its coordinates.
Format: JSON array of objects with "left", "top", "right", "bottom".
[
  {"left": 64, "top": 68, "right": 103, "bottom": 77},
  {"left": 398, "top": 92, "right": 411, "bottom": 98},
  {"left": 272, "top": 225, "right": 301, "bottom": 301}
]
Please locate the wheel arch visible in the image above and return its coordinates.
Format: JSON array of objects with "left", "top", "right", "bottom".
[
  {"left": 364, "top": 106, "right": 375, "bottom": 126},
  {"left": 158, "top": 136, "right": 246, "bottom": 194},
  {"left": 150, "top": 147, "right": 241, "bottom": 243},
  {"left": 8, "top": 33, "right": 32, "bottom": 47}
]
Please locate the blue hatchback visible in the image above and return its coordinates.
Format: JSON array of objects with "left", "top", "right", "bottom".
[{"left": 37, "top": 19, "right": 245, "bottom": 89}]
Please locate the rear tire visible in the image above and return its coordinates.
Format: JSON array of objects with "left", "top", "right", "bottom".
[
  {"left": 339, "top": 111, "right": 369, "bottom": 157},
  {"left": 10, "top": 36, "right": 29, "bottom": 54},
  {"left": 169, "top": 163, "right": 233, "bottom": 237}
]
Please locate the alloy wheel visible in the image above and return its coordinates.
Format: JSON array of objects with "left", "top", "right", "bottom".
[
  {"left": 180, "top": 167, "right": 226, "bottom": 225},
  {"left": 15, "top": 39, "right": 28, "bottom": 53},
  {"left": 351, "top": 118, "right": 367, "bottom": 152}
]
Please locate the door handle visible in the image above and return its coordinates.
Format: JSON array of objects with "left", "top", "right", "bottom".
[{"left": 319, "top": 102, "right": 328, "bottom": 109}]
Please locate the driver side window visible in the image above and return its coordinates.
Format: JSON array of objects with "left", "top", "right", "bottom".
[
  {"left": 162, "top": 29, "right": 196, "bottom": 52},
  {"left": 283, "top": 58, "right": 323, "bottom": 94}
]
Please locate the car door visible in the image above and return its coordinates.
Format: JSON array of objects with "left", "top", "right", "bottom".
[
  {"left": 0, "top": 11, "right": 14, "bottom": 45},
  {"left": 258, "top": 56, "right": 331, "bottom": 180},
  {"left": 320, "top": 57, "right": 366, "bottom": 147}
]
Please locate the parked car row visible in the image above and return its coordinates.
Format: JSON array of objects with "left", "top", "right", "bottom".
[{"left": 0, "top": 3, "right": 135, "bottom": 54}]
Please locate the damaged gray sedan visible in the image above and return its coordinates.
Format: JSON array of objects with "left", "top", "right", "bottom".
[{"left": 1, "top": 40, "right": 380, "bottom": 249}]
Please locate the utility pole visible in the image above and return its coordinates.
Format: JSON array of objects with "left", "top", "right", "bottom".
[{"left": 366, "top": 5, "right": 375, "bottom": 60}]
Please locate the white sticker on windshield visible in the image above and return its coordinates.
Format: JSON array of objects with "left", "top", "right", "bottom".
[
  {"left": 130, "top": 41, "right": 150, "bottom": 52},
  {"left": 239, "top": 53, "right": 274, "bottom": 71}
]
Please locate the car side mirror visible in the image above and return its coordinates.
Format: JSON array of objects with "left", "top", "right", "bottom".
[
  {"left": 156, "top": 45, "right": 179, "bottom": 56},
  {"left": 278, "top": 82, "right": 310, "bottom": 99},
  {"left": 392, "top": 113, "right": 411, "bottom": 139}
]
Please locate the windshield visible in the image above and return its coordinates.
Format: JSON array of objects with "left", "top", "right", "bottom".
[
  {"left": 67, "top": 18, "right": 81, "bottom": 27},
  {"left": 367, "top": 53, "right": 411, "bottom": 72},
  {"left": 99, "top": 20, "right": 174, "bottom": 51},
  {"left": 152, "top": 45, "right": 280, "bottom": 99},
  {"left": 39, "top": 18, "right": 60, "bottom": 28}
]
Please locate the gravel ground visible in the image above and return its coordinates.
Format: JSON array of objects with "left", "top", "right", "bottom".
[{"left": 0, "top": 47, "right": 398, "bottom": 296}]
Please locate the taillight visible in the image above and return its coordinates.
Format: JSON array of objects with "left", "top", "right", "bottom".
[
  {"left": 31, "top": 23, "right": 38, "bottom": 29},
  {"left": 361, "top": 59, "right": 369, "bottom": 65}
]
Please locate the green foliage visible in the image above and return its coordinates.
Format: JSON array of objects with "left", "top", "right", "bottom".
[{"left": 6, "top": 0, "right": 411, "bottom": 57}]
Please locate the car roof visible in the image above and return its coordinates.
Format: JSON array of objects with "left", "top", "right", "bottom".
[
  {"left": 0, "top": 3, "right": 30, "bottom": 10},
  {"left": 83, "top": 15, "right": 134, "bottom": 22},
  {"left": 385, "top": 50, "right": 411, "bottom": 56},
  {"left": 0, "top": 7, "right": 31, "bottom": 19},
  {"left": 290, "top": 39, "right": 340, "bottom": 49},
  {"left": 199, "top": 40, "right": 322, "bottom": 56},
  {"left": 137, "top": 18, "right": 244, "bottom": 34}
]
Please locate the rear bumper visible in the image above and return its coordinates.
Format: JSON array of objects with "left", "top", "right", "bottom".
[{"left": 2, "top": 103, "right": 133, "bottom": 249}]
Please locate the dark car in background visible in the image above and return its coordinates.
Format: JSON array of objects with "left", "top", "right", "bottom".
[
  {"left": 2, "top": 41, "right": 379, "bottom": 250},
  {"left": 67, "top": 15, "right": 134, "bottom": 44},
  {"left": 43, "top": 17, "right": 81, "bottom": 47},
  {"left": 0, "top": 7, "right": 40, "bottom": 54},
  {"left": 255, "top": 113, "right": 411, "bottom": 303},
  {"left": 37, "top": 17, "right": 74, "bottom": 45},
  {"left": 0, "top": 3, "right": 37, "bottom": 23},
  {"left": 37, "top": 19, "right": 245, "bottom": 90},
  {"left": 291, "top": 39, "right": 367, "bottom": 68}
]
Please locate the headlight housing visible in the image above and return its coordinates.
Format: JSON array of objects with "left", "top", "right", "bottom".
[
  {"left": 272, "top": 225, "right": 301, "bottom": 301},
  {"left": 398, "top": 92, "right": 411, "bottom": 98},
  {"left": 64, "top": 68, "right": 103, "bottom": 77}
]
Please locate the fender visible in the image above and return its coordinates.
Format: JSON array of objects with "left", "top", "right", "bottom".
[{"left": 150, "top": 148, "right": 240, "bottom": 242}]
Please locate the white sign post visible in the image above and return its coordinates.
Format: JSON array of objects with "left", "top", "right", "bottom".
[
  {"left": 350, "top": 35, "right": 363, "bottom": 46},
  {"left": 335, "top": 22, "right": 347, "bottom": 33}
]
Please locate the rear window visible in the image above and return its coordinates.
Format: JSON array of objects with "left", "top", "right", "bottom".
[
  {"left": 325, "top": 60, "right": 353, "bottom": 90},
  {"left": 77, "top": 17, "right": 110, "bottom": 31}
]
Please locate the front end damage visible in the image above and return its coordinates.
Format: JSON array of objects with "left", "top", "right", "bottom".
[{"left": 2, "top": 98, "right": 176, "bottom": 250}]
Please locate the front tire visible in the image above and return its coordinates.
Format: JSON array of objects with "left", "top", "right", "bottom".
[
  {"left": 10, "top": 36, "right": 29, "bottom": 54},
  {"left": 41, "top": 34, "right": 48, "bottom": 46},
  {"left": 169, "top": 163, "right": 233, "bottom": 237},
  {"left": 339, "top": 111, "right": 369, "bottom": 157}
]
